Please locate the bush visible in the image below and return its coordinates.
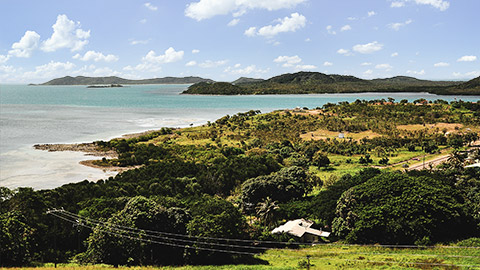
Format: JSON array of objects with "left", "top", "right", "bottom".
[{"left": 332, "top": 172, "right": 472, "bottom": 244}]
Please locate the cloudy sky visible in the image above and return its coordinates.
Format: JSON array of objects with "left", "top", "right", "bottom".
[{"left": 1, "top": 0, "right": 479, "bottom": 83}]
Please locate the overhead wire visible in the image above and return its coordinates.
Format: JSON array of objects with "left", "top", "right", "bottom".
[
  {"left": 50, "top": 209, "right": 480, "bottom": 250},
  {"left": 48, "top": 209, "right": 480, "bottom": 261},
  {"left": 48, "top": 211, "right": 480, "bottom": 268}
]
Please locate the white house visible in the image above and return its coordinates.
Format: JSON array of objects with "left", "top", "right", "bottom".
[{"left": 271, "top": 219, "right": 330, "bottom": 242}]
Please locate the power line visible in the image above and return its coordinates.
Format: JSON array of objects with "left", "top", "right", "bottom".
[
  {"left": 47, "top": 212, "right": 480, "bottom": 268},
  {"left": 48, "top": 209, "right": 480, "bottom": 250}
]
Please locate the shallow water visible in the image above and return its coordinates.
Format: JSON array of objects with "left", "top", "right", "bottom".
[{"left": 1, "top": 84, "right": 478, "bottom": 190}]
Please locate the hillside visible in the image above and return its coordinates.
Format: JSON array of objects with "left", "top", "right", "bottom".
[
  {"left": 183, "top": 72, "right": 474, "bottom": 95},
  {"left": 232, "top": 77, "right": 265, "bottom": 85},
  {"left": 40, "top": 76, "right": 214, "bottom": 85},
  {"left": 2, "top": 100, "right": 480, "bottom": 267}
]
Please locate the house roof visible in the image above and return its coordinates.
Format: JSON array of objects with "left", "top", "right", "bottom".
[{"left": 271, "top": 218, "right": 330, "bottom": 238}]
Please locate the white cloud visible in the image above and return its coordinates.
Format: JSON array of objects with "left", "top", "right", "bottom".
[
  {"left": 192, "top": 49, "right": 200, "bottom": 54},
  {"left": 375, "top": 63, "right": 393, "bottom": 71},
  {"left": 244, "top": 27, "right": 257, "bottom": 37},
  {"left": 0, "top": 65, "right": 16, "bottom": 73},
  {"left": 391, "top": 1, "right": 405, "bottom": 8},
  {"left": 337, "top": 48, "right": 350, "bottom": 55},
  {"left": 326, "top": 25, "right": 336, "bottom": 35},
  {"left": 323, "top": 61, "right": 333, "bottom": 66},
  {"left": 21, "top": 61, "right": 76, "bottom": 80},
  {"left": 274, "top": 55, "right": 315, "bottom": 70},
  {"left": 185, "top": 61, "right": 197, "bottom": 66},
  {"left": 353, "top": 41, "right": 383, "bottom": 54},
  {"left": 361, "top": 62, "right": 372, "bottom": 66},
  {"left": 434, "top": 62, "right": 449, "bottom": 67},
  {"left": 390, "top": 0, "right": 449, "bottom": 11},
  {"left": 144, "top": 2, "right": 158, "bottom": 11},
  {"left": 391, "top": 52, "right": 399, "bottom": 57},
  {"left": 228, "top": 18, "right": 240, "bottom": 26},
  {"left": 185, "top": 0, "right": 306, "bottom": 21},
  {"left": 347, "top": 17, "right": 357, "bottom": 21},
  {"left": 295, "top": 64, "right": 317, "bottom": 70},
  {"left": 457, "top": 55, "right": 477, "bottom": 62},
  {"left": 274, "top": 55, "right": 302, "bottom": 67},
  {"left": 143, "top": 47, "right": 184, "bottom": 64},
  {"left": 140, "top": 19, "right": 147, "bottom": 24},
  {"left": 388, "top": 19, "right": 413, "bottom": 31},
  {"left": 340, "top": 25, "right": 352, "bottom": 32},
  {"left": 413, "top": 0, "right": 449, "bottom": 11},
  {"left": 41, "top": 14, "right": 90, "bottom": 52},
  {"left": 198, "top": 59, "right": 228, "bottom": 68},
  {"left": 367, "top": 11, "right": 376, "bottom": 17},
  {"left": 130, "top": 39, "right": 149, "bottom": 45},
  {"left": 73, "top": 65, "right": 122, "bottom": 77},
  {"left": 0, "top": 55, "right": 10, "bottom": 63},
  {"left": 9, "top": 31, "right": 41, "bottom": 58},
  {"left": 305, "top": 38, "right": 311, "bottom": 42},
  {"left": 364, "top": 69, "right": 373, "bottom": 75},
  {"left": 73, "top": 51, "right": 119, "bottom": 62},
  {"left": 453, "top": 71, "right": 480, "bottom": 79},
  {"left": 245, "top": 13, "right": 306, "bottom": 37},
  {"left": 224, "top": 64, "right": 268, "bottom": 75},
  {"left": 406, "top": 69, "right": 425, "bottom": 75}
]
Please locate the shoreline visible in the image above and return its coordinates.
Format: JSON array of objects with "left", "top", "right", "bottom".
[{"left": 32, "top": 129, "right": 171, "bottom": 175}]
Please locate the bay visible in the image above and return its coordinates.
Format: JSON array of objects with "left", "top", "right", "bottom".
[{"left": 1, "top": 84, "right": 479, "bottom": 190}]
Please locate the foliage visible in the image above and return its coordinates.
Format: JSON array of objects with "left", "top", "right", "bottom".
[
  {"left": 240, "top": 166, "right": 313, "bottom": 213},
  {"left": 332, "top": 172, "right": 472, "bottom": 244}
]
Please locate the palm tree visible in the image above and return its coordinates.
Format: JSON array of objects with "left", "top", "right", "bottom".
[{"left": 256, "top": 197, "right": 279, "bottom": 229}]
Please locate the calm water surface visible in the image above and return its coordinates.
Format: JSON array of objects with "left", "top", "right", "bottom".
[{"left": 1, "top": 84, "right": 478, "bottom": 189}]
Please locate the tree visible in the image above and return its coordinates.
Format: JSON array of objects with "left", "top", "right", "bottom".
[
  {"left": 186, "top": 196, "right": 247, "bottom": 264},
  {"left": 240, "top": 166, "right": 312, "bottom": 213},
  {"left": 310, "top": 168, "right": 381, "bottom": 227},
  {"left": 0, "top": 211, "right": 34, "bottom": 266},
  {"left": 332, "top": 172, "right": 471, "bottom": 245},
  {"left": 256, "top": 197, "right": 280, "bottom": 229},
  {"left": 312, "top": 151, "right": 330, "bottom": 168},
  {"left": 82, "top": 196, "right": 189, "bottom": 266},
  {"left": 379, "top": 157, "right": 389, "bottom": 165}
]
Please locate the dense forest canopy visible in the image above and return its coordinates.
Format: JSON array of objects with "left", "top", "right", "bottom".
[{"left": 1, "top": 99, "right": 479, "bottom": 267}]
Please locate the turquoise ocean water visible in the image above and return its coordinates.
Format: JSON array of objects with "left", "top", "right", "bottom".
[{"left": 1, "top": 84, "right": 479, "bottom": 189}]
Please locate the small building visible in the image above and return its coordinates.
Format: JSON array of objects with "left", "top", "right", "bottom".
[
  {"left": 271, "top": 219, "right": 330, "bottom": 243},
  {"left": 338, "top": 133, "right": 345, "bottom": 139}
]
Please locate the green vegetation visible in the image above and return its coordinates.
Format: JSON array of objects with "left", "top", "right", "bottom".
[
  {"left": 39, "top": 76, "right": 213, "bottom": 86},
  {"left": 182, "top": 72, "right": 480, "bottom": 95},
  {"left": 1, "top": 100, "right": 479, "bottom": 268}
]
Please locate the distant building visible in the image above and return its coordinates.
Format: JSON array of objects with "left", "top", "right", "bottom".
[
  {"left": 338, "top": 133, "right": 345, "bottom": 139},
  {"left": 271, "top": 219, "right": 330, "bottom": 242}
]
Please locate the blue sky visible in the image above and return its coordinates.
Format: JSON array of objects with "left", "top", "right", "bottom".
[{"left": 0, "top": 0, "right": 479, "bottom": 83}]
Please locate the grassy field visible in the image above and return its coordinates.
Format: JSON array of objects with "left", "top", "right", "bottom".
[{"left": 3, "top": 244, "right": 479, "bottom": 270}]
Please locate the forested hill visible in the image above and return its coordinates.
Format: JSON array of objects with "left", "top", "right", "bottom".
[
  {"left": 183, "top": 72, "right": 478, "bottom": 95},
  {"left": 39, "top": 76, "right": 214, "bottom": 85}
]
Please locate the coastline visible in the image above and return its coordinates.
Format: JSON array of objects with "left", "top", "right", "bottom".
[{"left": 32, "top": 129, "right": 164, "bottom": 175}]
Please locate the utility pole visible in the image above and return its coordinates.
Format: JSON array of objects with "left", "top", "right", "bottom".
[{"left": 306, "top": 255, "right": 311, "bottom": 270}]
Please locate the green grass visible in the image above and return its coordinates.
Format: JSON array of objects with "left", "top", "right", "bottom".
[{"left": 4, "top": 244, "right": 479, "bottom": 270}]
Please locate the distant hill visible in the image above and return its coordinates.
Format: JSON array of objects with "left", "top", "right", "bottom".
[
  {"left": 40, "top": 76, "right": 214, "bottom": 85},
  {"left": 372, "top": 76, "right": 458, "bottom": 87},
  {"left": 268, "top": 71, "right": 366, "bottom": 84},
  {"left": 456, "top": 76, "right": 480, "bottom": 89},
  {"left": 184, "top": 82, "right": 248, "bottom": 95},
  {"left": 183, "top": 72, "right": 475, "bottom": 95},
  {"left": 444, "top": 76, "right": 480, "bottom": 94},
  {"left": 232, "top": 77, "right": 265, "bottom": 85}
]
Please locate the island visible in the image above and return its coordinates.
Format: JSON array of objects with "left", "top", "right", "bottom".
[
  {"left": 182, "top": 72, "right": 480, "bottom": 96},
  {"left": 87, "top": 84, "right": 123, "bottom": 88},
  {"left": 37, "top": 75, "right": 214, "bottom": 85}
]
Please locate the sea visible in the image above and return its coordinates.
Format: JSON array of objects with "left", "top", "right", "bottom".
[{"left": 1, "top": 84, "right": 479, "bottom": 190}]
